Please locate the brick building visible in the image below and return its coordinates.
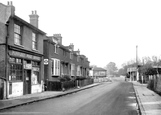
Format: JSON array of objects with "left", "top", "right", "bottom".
[
  {"left": 0, "top": 2, "right": 46, "bottom": 99},
  {"left": 43, "top": 35, "right": 90, "bottom": 90}
]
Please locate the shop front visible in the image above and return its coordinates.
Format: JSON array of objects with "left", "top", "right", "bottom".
[{"left": 7, "top": 50, "right": 43, "bottom": 98}]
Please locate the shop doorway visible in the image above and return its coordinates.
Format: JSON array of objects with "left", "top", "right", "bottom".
[
  {"left": 24, "top": 70, "right": 31, "bottom": 94},
  {"left": 0, "top": 79, "right": 4, "bottom": 99}
]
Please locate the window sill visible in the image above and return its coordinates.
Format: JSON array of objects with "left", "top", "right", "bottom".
[
  {"left": 32, "top": 49, "right": 39, "bottom": 52},
  {"left": 51, "top": 75, "right": 59, "bottom": 77},
  {"left": 32, "top": 83, "right": 40, "bottom": 85},
  {"left": 14, "top": 44, "right": 24, "bottom": 48}
]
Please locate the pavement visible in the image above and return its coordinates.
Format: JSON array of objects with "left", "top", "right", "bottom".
[
  {"left": 0, "top": 83, "right": 101, "bottom": 111},
  {"left": 133, "top": 81, "right": 161, "bottom": 115}
]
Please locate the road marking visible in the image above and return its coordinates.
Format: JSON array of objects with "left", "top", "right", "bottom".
[
  {"left": 127, "top": 96, "right": 136, "bottom": 99},
  {"left": 0, "top": 112, "right": 51, "bottom": 115},
  {"left": 142, "top": 101, "right": 161, "bottom": 105}
]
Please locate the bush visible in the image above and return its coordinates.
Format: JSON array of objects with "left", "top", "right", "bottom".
[
  {"left": 59, "top": 75, "right": 72, "bottom": 82},
  {"left": 75, "top": 76, "right": 87, "bottom": 80},
  {"left": 147, "top": 80, "right": 154, "bottom": 90}
]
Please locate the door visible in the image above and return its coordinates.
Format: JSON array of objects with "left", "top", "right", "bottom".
[
  {"left": 24, "top": 70, "right": 31, "bottom": 94},
  {"left": 0, "top": 79, "right": 4, "bottom": 99}
]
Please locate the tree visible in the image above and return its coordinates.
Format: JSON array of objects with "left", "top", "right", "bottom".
[{"left": 106, "top": 62, "right": 118, "bottom": 76}]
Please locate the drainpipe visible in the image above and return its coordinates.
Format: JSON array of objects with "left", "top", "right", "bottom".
[{"left": 5, "top": 21, "right": 9, "bottom": 99}]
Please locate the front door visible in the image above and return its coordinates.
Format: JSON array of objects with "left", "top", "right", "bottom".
[
  {"left": 0, "top": 79, "right": 4, "bottom": 99},
  {"left": 24, "top": 70, "right": 31, "bottom": 94}
]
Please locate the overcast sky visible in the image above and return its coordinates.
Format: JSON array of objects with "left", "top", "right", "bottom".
[{"left": 1, "top": 0, "right": 161, "bottom": 68}]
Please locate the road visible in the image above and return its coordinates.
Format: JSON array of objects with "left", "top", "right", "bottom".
[{"left": 0, "top": 81, "right": 138, "bottom": 115}]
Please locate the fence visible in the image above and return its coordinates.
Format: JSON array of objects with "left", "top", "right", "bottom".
[
  {"left": 147, "top": 75, "right": 161, "bottom": 94},
  {"left": 46, "top": 79, "right": 94, "bottom": 91},
  {"left": 94, "top": 77, "right": 111, "bottom": 83}
]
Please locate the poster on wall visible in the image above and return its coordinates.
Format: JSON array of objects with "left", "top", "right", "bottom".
[
  {"left": 32, "top": 72, "right": 38, "bottom": 85},
  {"left": 8, "top": 82, "right": 23, "bottom": 98}
]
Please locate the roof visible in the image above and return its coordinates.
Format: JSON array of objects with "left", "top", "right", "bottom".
[
  {"left": 44, "top": 38, "right": 70, "bottom": 52},
  {"left": 13, "top": 15, "right": 46, "bottom": 35},
  {"left": 93, "top": 67, "right": 106, "bottom": 71}
]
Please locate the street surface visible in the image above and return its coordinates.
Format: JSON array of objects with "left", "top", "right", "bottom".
[{"left": 0, "top": 80, "right": 138, "bottom": 115}]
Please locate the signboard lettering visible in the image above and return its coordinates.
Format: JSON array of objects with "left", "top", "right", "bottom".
[{"left": 10, "top": 50, "right": 41, "bottom": 61}]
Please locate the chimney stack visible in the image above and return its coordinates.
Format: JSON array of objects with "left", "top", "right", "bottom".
[
  {"left": 53, "top": 34, "right": 62, "bottom": 45},
  {"left": 29, "top": 10, "right": 39, "bottom": 28},
  {"left": 69, "top": 43, "right": 74, "bottom": 51},
  {"left": 7, "top": 1, "right": 15, "bottom": 16}
]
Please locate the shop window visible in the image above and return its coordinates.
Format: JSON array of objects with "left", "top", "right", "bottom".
[
  {"left": 9, "top": 63, "right": 22, "bottom": 81},
  {"left": 32, "top": 61, "right": 40, "bottom": 67}
]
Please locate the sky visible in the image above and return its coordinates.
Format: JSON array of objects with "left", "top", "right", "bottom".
[{"left": 1, "top": 0, "right": 161, "bottom": 69}]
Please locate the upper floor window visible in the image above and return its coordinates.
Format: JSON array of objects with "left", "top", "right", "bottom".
[
  {"left": 63, "top": 50, "right": 67, "bottom": 56},
  {"left": 54, "top": 44, "right": 58, "bottom": 54},
  {"left": 70, "top": 53, "right": 73, "bottom": 59},
  {"left": 32, "top": 32, "right": 37, "bottom": 50},
  {"left": 77, "top": 56, "right": 79, "bottom": 62},
  {"left": 14, "top": 24, "right": 22, "bottom": 45}
]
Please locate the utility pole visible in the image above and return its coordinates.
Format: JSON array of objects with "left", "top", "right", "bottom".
[{"left": 136, "top": 45, "right": 139, "bottom": 81}]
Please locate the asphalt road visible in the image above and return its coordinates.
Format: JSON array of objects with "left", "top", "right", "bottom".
[{"left": 0, "top": 81, "right": 138, "bottom": 115}]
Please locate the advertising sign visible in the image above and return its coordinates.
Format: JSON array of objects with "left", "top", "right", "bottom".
[{"left": 8, "top": 82, "right": 23, "bottom": 98}]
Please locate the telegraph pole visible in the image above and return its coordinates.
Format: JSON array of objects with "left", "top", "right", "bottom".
[{"left": 136, "top": 45, "right": 139, "bottom": 81}]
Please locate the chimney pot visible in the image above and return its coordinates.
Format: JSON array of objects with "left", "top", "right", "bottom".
[
  {"left": 29, "top": 10, "right": 39, "bottom": 28},
  {"left": 7, "top": 1, "right": 9, "bottom": 5},
  {"left": 11, "top": 1, "right": 12, "bottom": 5}
]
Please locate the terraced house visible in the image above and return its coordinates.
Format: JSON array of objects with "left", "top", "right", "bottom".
[
  {"left": 43, "top": 35, "right": 90, "bottom": 91},
  {"left": 0, "top": 2, "right": 45, "bottom": 99},
  {"left": 0, "top": 1, "right": 91, "bottom": 99}
]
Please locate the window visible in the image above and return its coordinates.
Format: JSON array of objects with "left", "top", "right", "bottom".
[
  {"left": 14, "top": 24, "right": 22, "bottom": 45},
  {"left": 32, "top": 61, "right": 39, "bottom": 67},
  {"left": 54, "top": 44, "right": 58, "bottom": 54},
  {"left": 70, "top": 53, "right": 73, "bottom": 59},
  {"left": 77, "top": 56, "right": 79, "bottom": 62},
  {"left": 63, "top": 50, "right": 66, "bottom": 56},
  {"left": 32, "top": 32, "right": 37, "bottom": 50},
  {"left": 77, "top": 66, "right": 81, "bottom": 76},
  {"left": 51, "top": 58, "right": 60, "bottom": 76},
  {"left": 9, "top": 57, "right": 23, "bottom": 81},
  {"left": 71, "top": 64, "right": 75, "bottom": 76}
]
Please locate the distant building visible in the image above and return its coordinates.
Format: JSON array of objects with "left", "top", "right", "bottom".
[
  {"left": 127, "top": 67, "right": 137, "bottom": 81},
  {"left": 90, "top": 67, "right": 107, "bottom": 78}
]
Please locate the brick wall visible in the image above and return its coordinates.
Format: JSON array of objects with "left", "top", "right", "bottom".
[
  {"left": 0, "top": 45, "right": 6, "bottom": 79},
  {"left": 0, "top": 22, "right": 7, "bottom": 43}
]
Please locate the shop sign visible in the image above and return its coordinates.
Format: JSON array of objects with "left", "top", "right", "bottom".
[
  {"left": 33, "top": 56, "right": 41, "bottom": 61},
  {"left": 10, "top": 50, "right": 41, "bottom": 61},
  {"left": 26, "top": 54, "right": 32, "bottom": 59},
  {"left": 24, "top": 64, "right": 32, "bottom": 69},
  {"left": 44, "top": 59, "right": 48, "bottom": 65},
  {"left": 33, "top": 67, "right": 39, "bottom": 71},
  {"left": 11, "top": 51, "right": 26, "bottom": 58}
]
